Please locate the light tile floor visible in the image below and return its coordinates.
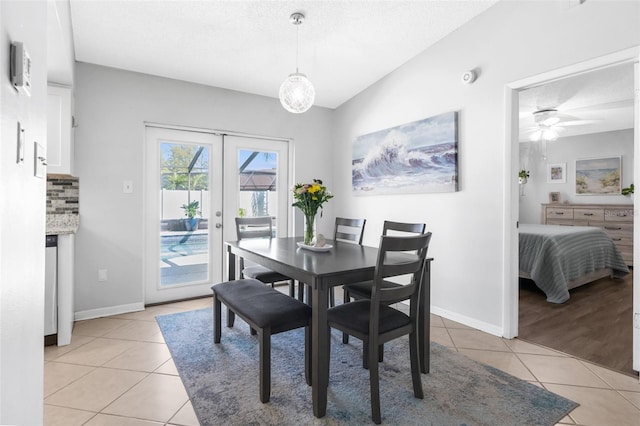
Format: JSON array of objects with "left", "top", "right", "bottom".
[{"left": 44, "top": 295, "right": 640, "bottom": 426}]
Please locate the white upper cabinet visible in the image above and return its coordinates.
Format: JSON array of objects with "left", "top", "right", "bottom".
[{"left": 47, "top": 85, "right": 74, "bottom": 175}]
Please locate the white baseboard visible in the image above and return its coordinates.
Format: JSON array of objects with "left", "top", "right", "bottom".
[
  {"left": 398, "top": 300, "right": 504, "bottom": 337},
  {"left": 431, "top": 305, "right": 503, "bottom": 337},
  {"left": 75, "top": 302, "right": 145, "bottom": 321}
]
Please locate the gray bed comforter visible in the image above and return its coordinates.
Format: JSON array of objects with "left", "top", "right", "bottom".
[{"left": 519, "top": 224, "right": 629, "bottom": 303}]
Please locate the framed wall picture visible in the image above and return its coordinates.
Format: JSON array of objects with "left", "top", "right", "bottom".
[
  {"left": 352, "top": 111, "right": 458, "bottom": 195},
  {"left": 575, "top": 156, "right": 621, "bottom": 195},
  {"left": 549, "top": 192, "right": 560, "bottom": 204},
  {"left": 547, "top": 162, "right": 566, "bottom": 183}
]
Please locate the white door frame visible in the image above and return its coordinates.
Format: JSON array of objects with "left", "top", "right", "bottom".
[{"left": 502, "top": 47, "right": 640, "bottom": 373}]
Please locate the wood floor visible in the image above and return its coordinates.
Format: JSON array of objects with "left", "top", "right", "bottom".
[{"left": 518, "top": 271, "right": 636, "bottom": 377}]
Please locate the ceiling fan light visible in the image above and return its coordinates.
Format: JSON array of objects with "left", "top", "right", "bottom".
[
  {"left": 542, "top": 116, "right": 560, "bottom": 126},
  {"left": 542, "top": 128, "right": 558, "bottom": 141},
  {"left": 529, "top": 129, "right": 542, "bottom": 141},
  {"left": 279, "top": 72, "right": 315, "bottom": 114}
]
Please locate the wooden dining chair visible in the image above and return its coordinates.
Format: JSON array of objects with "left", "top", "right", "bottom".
[
  {"left": 342, "top": 220, "right": 427, "bottom": 348},
  {"left": 235, "top": 217, "right": 296, "bottom": 297},
  {"left": 297, "top": 217, "right": 366, "bottom": 306},
  {"left": 327, "top": 232, "right": 432, "bottom": 424},
  {"left": 342, "top": 220, "right": 426, "bottom": 344}
]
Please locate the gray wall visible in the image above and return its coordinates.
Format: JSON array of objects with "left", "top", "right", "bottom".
[
  {"left": 331, "top": 0, "right": 640, "bottom": 333},
  {"left": 73, "top": 63, "right": 334, "bottom": 314},
  {"left": 520, "top": 129, "right": 635, "bottom": 224},
  {"left": 0, "top": 1, "right": 48, "bottom": 423}
]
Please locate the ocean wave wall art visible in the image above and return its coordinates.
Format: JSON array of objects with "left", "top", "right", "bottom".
[{"left": 352, "top": 111, "right": 458, "bottom": 195}]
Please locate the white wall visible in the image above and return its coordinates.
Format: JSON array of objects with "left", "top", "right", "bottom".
[
  {"left": 0, "top": 1, "right": 48, "bottom": 423},
  {"left": 74, "top": 63, "right": 334, "bottom": 314},
  {"left": 520, "top": 129, "right": 634, "bottom": 224},
  {"left": 332, "top": 0, "right": 640, "bottom": 335}
]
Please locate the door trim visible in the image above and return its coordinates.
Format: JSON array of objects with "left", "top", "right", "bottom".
[{"left": 503, "top": 47, "right": 640, "bottom": 374}]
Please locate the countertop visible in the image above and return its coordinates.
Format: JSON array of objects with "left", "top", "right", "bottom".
[{"left": 46, "top": 213, "right": 80, "bottom": 235}]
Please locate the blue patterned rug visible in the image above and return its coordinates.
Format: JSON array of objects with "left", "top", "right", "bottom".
[{"left": 157, "top": 308, "right": 577, "bottom": 425}]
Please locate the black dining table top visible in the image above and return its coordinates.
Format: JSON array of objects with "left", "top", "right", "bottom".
[{"left": 226, "top": 236, "right": 381, "bottom": 284}]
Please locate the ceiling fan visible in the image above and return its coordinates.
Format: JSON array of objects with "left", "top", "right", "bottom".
[{"left": 522, "top": 108, "right": 601, "bottom": 142}]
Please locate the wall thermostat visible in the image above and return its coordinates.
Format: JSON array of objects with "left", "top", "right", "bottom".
[
  {"left": 10, "top": 42, "right": 32, "bottom": 96},
  {"left": 461, "top": 70, "right": 476, "bottom": 84}
]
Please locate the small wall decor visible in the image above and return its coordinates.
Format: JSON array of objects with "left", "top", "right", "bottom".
[
  {"left": 518, "top": 170, "right": 530, "bottom": 185},
  {"left": 547, "top": 163, "right": 566, "bottom": 183},
  {"left": 549, "top": 192, "right": 561, "bottom": 204},
  {"left": 575, "top": 156, "right": 621, "bottom": 195},
  {"left": 352, "top": 111, "right": 458, "bottom": 195}
]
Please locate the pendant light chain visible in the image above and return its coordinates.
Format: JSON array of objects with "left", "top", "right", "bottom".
[{"left": 295, "top": 24, "right": 300, "bottom": 74}]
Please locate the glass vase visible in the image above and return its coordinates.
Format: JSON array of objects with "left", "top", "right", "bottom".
[{"left": 304, "top": 213, "right": 317, "bottom": 245}]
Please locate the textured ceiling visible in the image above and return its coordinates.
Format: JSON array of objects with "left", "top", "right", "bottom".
[
  {"left": 69, "top": 0, "right": 499, "bottom": 109},
  {"left": 519, "top": 63, "right": 635, "bottom": 141}
]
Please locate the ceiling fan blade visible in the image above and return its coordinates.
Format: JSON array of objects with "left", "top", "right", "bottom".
[
  {"left": 557, "top": 119, "right": 602, "bottom": 126},
  {"left": 563, "top": 99, "right": 633, "bottom": 114}
]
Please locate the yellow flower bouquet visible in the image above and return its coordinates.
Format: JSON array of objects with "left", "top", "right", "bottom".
[{"left": 292, "top": 179, "right": 333, "bottom": 245}]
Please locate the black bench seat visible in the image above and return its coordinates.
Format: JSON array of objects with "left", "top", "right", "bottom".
[{"left": 211, "top": 278, "right": 311, "bottom": 403}]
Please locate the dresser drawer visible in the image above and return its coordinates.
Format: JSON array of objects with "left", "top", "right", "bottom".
[
  {"left": 607, "top": 233, "right": 633, "bottom": 246},
  {"left": 605, "top": 208, "right": 633, "bottom": 222},
  {"left": 546, "top": 207, "right": 573, "bottom": 220},
  {"left": 603, "top": 222, "right": 633, "bottom": 234},
  {"left": 546, "top": 219, "right": 578, "bottom": 226},
  {"left": 574, "top": 208, "right": 604, "bottom": 221},
  {"left": 617, "top": 246, "right": 633, "bottom": 266}
]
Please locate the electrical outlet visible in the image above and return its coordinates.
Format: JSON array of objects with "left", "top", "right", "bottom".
[{"left": 98, "top": 269, "right": 108, "bottom": 282}]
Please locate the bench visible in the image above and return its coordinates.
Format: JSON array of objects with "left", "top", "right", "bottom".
[{"left": 211, "top": 278, "right": 312, "bottom": 403}]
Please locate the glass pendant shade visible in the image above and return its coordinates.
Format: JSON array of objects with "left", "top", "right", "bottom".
[
  {"left": 529, "top": 126, "right": 558, "bottom": 142},
  {"left": 279, "top": 72, "right": 315, "bottom": 114}
]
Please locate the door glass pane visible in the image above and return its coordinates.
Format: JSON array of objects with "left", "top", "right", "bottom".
[
  {"left": 238, "top": 149, "right": 278, "bottom": 234},
  {"left": 160, "top": 142, "right": 210, "bottom": 286}
]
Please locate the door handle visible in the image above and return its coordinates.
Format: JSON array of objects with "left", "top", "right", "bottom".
[{"left": 215, "top": 223, "right": 222, "bottom": 229}]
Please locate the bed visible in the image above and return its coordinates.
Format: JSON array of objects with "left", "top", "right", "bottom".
[{"left": 519, "top": 224, "right": 629, "bottom": 303}]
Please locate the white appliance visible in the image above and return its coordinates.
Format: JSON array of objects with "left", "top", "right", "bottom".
[{"left": 44, "top": 235, "right": 57, "bottom": 336}]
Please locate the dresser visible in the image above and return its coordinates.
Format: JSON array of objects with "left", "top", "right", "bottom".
[{"left": 541, "top": 203, "right": 633, "bottom": 266}]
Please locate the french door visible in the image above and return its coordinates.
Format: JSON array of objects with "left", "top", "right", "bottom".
[
  {"left": 144, "top": 126, "right": 223, "bottom": 303},
  {"left": 144, "top": 126, "right": 290, "bottom": 304},
  {"left": 222, "top": 134, "right": 290, "bottom": 244}
]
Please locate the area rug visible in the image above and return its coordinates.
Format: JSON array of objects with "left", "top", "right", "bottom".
[{"left": 157, "top": 308, "right": 578, "bottom": 425}]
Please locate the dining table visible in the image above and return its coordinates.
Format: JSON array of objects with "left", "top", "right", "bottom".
[{"left": 225, "top": 236, "right": 433, "bottom": 418}]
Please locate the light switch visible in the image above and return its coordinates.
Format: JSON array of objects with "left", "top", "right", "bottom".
[{"left": 123, "top": 180, "right": 133, "bottom": 193}]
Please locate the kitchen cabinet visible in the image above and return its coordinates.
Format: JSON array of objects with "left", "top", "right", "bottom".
[
  {"left": 57, "top": 233, "right": 75, "bottom": 346},
  {"left": 47, "top": 84, "right": 74, "bottom": 175}
]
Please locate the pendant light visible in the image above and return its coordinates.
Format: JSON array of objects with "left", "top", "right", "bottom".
[{"left": 279, "top": 12, "right": 315, "bottom": 114}]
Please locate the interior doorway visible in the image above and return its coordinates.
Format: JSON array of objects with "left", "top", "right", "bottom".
[{"left": 503, "top": 47, "right": 640, "bottom": 375}]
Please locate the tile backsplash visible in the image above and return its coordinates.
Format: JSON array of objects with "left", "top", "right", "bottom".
[{"left": 47, "top": 175, "right": 79, "bottom": 214}]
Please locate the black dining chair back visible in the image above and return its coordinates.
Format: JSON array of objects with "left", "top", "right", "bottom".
[
  {"left": 334, "top": 217, "right": 367, "bottom": 244},
  {"left": 327, "top": 232, "right": 432, "bottom": 424},
  {"left": 297, "top": 217, "right": 367, "bottom": 305},
  {"left": 236, "top": 216, "right": 274, "bottom": 240},
  {"left": 382, "top": 220, "right": 426, "bottom": 236},
  {"left": 342, "top": 220, "right": 427, "bottom": 337},
  {"left": 235, "top": 217, "right": 296, "bottom": 297}
]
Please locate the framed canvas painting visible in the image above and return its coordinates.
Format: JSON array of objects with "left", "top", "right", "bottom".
[
  {"left": 352, "top": 111, "right": 458, "bottom": 195},
  {"left": 575, "top": 156, "right": 621, "bottom": 195},
  {"left": 547, "top": 163, "right": 566, "bottom": 183}
]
